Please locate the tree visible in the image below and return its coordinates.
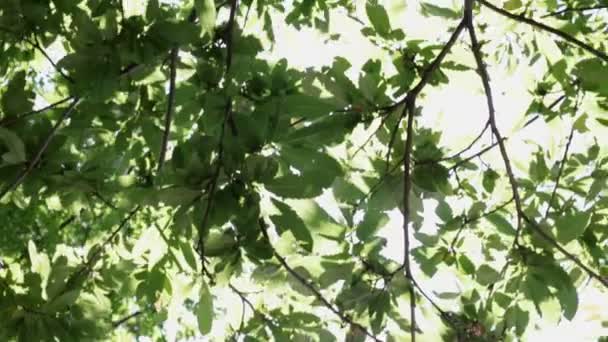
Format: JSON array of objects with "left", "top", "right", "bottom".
[{"left": 1, "top": 0, "right": 607, "bottom": 340}]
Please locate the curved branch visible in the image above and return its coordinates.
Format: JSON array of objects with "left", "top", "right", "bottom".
[
  {"left": 544, "top": 124, "right": 575, "bottom": 218},
  {"left": 477, "top": 0, "right": 608, "bottom": 62},
  {"left": 401, "top": 98, "right": 417, "bottom": 342},
  {"left": 0, "top": 96, "right": 74, "bottom": 127},
  {"left": 157, "top": 47, "right": 178, "bottom": 174},
  {"left": 258, "top": 219, "right": 381, "bottom": 342},
  {"left": 113, "top": 310, "right": 144, "bottom": 328},
  {"left": 541, "top": 5, "right": 608, "bottom": 18},
  {"left": 0, "top": 97, "right": 81, "bottom": 201},
  {"left": 522, "top": 214, "right": 608, "bottom": 288},
  {"left": 466, "top": 8, "right": 525, "bottom": 244}
]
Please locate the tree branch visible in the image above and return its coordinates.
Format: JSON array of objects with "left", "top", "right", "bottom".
[
  {"left": 258, "top": 219, "right": 381, "bottom": 342},
  {"left": 0, "top": 97, "right": 81, "bottom": 201},
  {"left": 522, "top": 214, "right": 608, "bottom": 288},
  {"left": 541, "top": 5, "right": 608, "bottom": 18},
  {"left": 28, "top": 37, "right": 75, "bottom": 84},
  {"left": 60, "top": 206, "right": 140, "bottom": 299},
  {"left": 544, "top": 124, "right": 575, "bottom": 218},
  {"left": 417, "top": 120, "right": 489, "bottom": 165},
  {"left": 197, "top": 0, "right": 240, "bottom": 277},
  {"left": 0, "top": 96, "right": 74, "bottom": 127},
  {"left": 401, "top": 98, "right": 417, "bottom": 342},
  {"left": 157, "top": 47, "right": 178, "bottom": 174},
  {"left": 477, "top": 0, "right": 608, "bottom": 62},
  {"left": 112, "top": 309, "right": 144, "bottom": 328},
  {"left": 465, "top": 6, "right": 525, "bottom": 245},
  {"left": 393, "top": 19, "right": 470, "bottom": 340}
]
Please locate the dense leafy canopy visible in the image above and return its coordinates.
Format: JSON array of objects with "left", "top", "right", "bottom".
[{"left": 1, "top": 0, "right": 608, "bottom": 341}]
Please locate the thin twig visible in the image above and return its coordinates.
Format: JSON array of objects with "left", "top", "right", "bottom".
[
  {"left": 228, "top": 283, "right": 275, "bottom": 328},
  {"left": 259, "top": 219, "right": 381, "bottom": 342},
  {"left": 466, "top": 7, "right": 525, "bottom": 245},
  {"left": 544, "top": 124, "right": 575, "bottom": 218},
  {"left": 59, "top": 206, "right": 140, "bottom": 299},
  {"left": 448, "top": 197, "right": 515, "bottom": 254},
  {"left": 521, "top": 214, "right": 608, "bottom": 288},
  {"left": 477, "top": 0, "right": 608, "bottom": 62},
  {"left": 0, "top": 97, "right": 81, "bottom": 201},
  {"left": 197, "top": 0, "right": 240, "bottom": 277},
  {"left": 112, "top": 310, "right": 144, "bottom": 328},
  {"left": 0, "top": 96, "right": 74, "bottom": 127},
  {"left": 401, "top": 98, "right": 417, "bottom": 342},
  {"left": 385, "top": 118, "right": 402, "bottom": 173},
  {"left": 541, "top": 5, "right": 608, "bottom": 18},
  {"left": 28, "top": 37, "right": 75, "bottom": 84},
  {"left": 417, "top": 120, "right": 489, "bottom": 165},
  {"left": 157, "top": 47, "right": 179, "bottom": 174}
]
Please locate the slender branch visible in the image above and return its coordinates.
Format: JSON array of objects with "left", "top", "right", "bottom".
[
  {"left": 0, "top": 97, "right": 81, "bottom": 201},
  {"left": 544, "top": 124, "right": 575, "bottom": 218},
  {"left": 91, "top": 190, "right": 117, "bottom": 210},
  {"left": 197, "top": 0, "right": 239, "bottom": 277},
  {"left": 417, "top": 120, "right": 489, "bottom": 165},
  {"left": 58, "top": 215, "right": 76, "bottom": 230},
  {"left": 541, "top": 5, "right": 608, "bottom": 18},
  {"left": 351, "top": 106, "right": 399, "bottom": 158},
  {"left": 60, "top": 206, "right": 140, "bottom": 298},
  {"left": 401, "top": 98, "right": 417, "bottom": 342},
  {"left": 521, "top": 214, "right": 608, "bottom": 288},
  {"left": 28, "top": 37, "right": 75, "bottom": 84},
  {"left": 224, "top": 0, "right": 239, "bottom": 136},
  {"left": 449, "top": 138, "right": 503, "bottom": 171},
  {"left": 385, "top": 118, "right": 402, "bottom": 173},
  {"left": 448, "top": 197, "right": 515, "bottom": 253},
  {"left": 0, "top": 96, "right": 74, "bottom": 127},
  {"left": 409, "top": 21, "right": 467, "bottom": 99},
  {"left": 228, "top": 283, "right": 275, "bottom": 328},
  {"left": 466, "top": 8, "right": 525, "bottom": 245},
  {"left": 157, "top": 47, "right": 178, "bottom": 174},
  {"left": 113, "top": 310, "right": 144, "bottom": 328},
  {"left": 259, "top": 219, "right": 381, "bottom": 342},
  {"left": 477, "top": 0, "right": 608, "bottom": 62}
]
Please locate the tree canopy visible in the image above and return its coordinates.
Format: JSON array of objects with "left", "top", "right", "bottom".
[{"left": 1, "top": 0, "right": 608, "bottom": 341}]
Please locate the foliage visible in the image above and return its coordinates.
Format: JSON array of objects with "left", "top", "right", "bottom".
[{"left": 1, "top": 0, "right": 608, "bottom": 341}]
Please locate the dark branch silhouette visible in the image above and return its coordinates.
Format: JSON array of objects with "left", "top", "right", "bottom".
[
  {"left": 157, "top": 47, "right": 179, "bottom": 174},
  {"left": 478, "top": 0, "right": 608, "bottom": 62},
  {"left": 0, "top": 97, "right": 81, "bottom": 201},
  {"left": 258, "top": 219, "right": 381, "bottom": 342}
]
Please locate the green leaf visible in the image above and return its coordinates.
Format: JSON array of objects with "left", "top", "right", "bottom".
[
  {"left": 573, "top": 113, "right": 589, "bottom": 133},
  {"left": 458, "top": 255, "right": 476, "bottom": 275},
  {"left": 195, "top": 0, "right": 217, "bottom": 37},
  {"left": 486, "top": 213, "right": 516, "bottom": 236},
  {"left": 197, "top": 282, "right": 214, "bottom": 335},
  {"left": 420, "top": 2, "right": 460, "bottom": 19},
  {"left": 504, "top": 0, "right": 523, "bottom": 10},
  {"left": 482, "top": 169, "right": 499, "bottom": 193},
  {"left": 357, "top": 211, "right": 389, "bottom": 241},
  {"left": 412, "top": 164, "right": 450, "bottom": 193},
  {"left": 281, "top": 94, "right": 336, "bottom": 119},
  {"left": 0, "top": 127, "right": 26, "bottom": 164},
  {"left": 45, "top": 290, "right": 80, "bottom": 312},
  {"left": 1, "top": 71, "right": 34, "bottom": 117},
  {"left": 365, "top": 1, "right": 391, "bottom": 37},
  {"left": 506, "top": 305, "right": 529, "bottom": 336},
  {"left": 555, "top": 212, "right": 591, "bottom": 244},
  {"left": 476, "top": 264, "right": 500, "bottom": 285},
  {"left": 271, "top": 199, "right": 314, "bottom": 251},
  {"left": 574, "top": 59, "right": 608, "bottom": 95}
]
